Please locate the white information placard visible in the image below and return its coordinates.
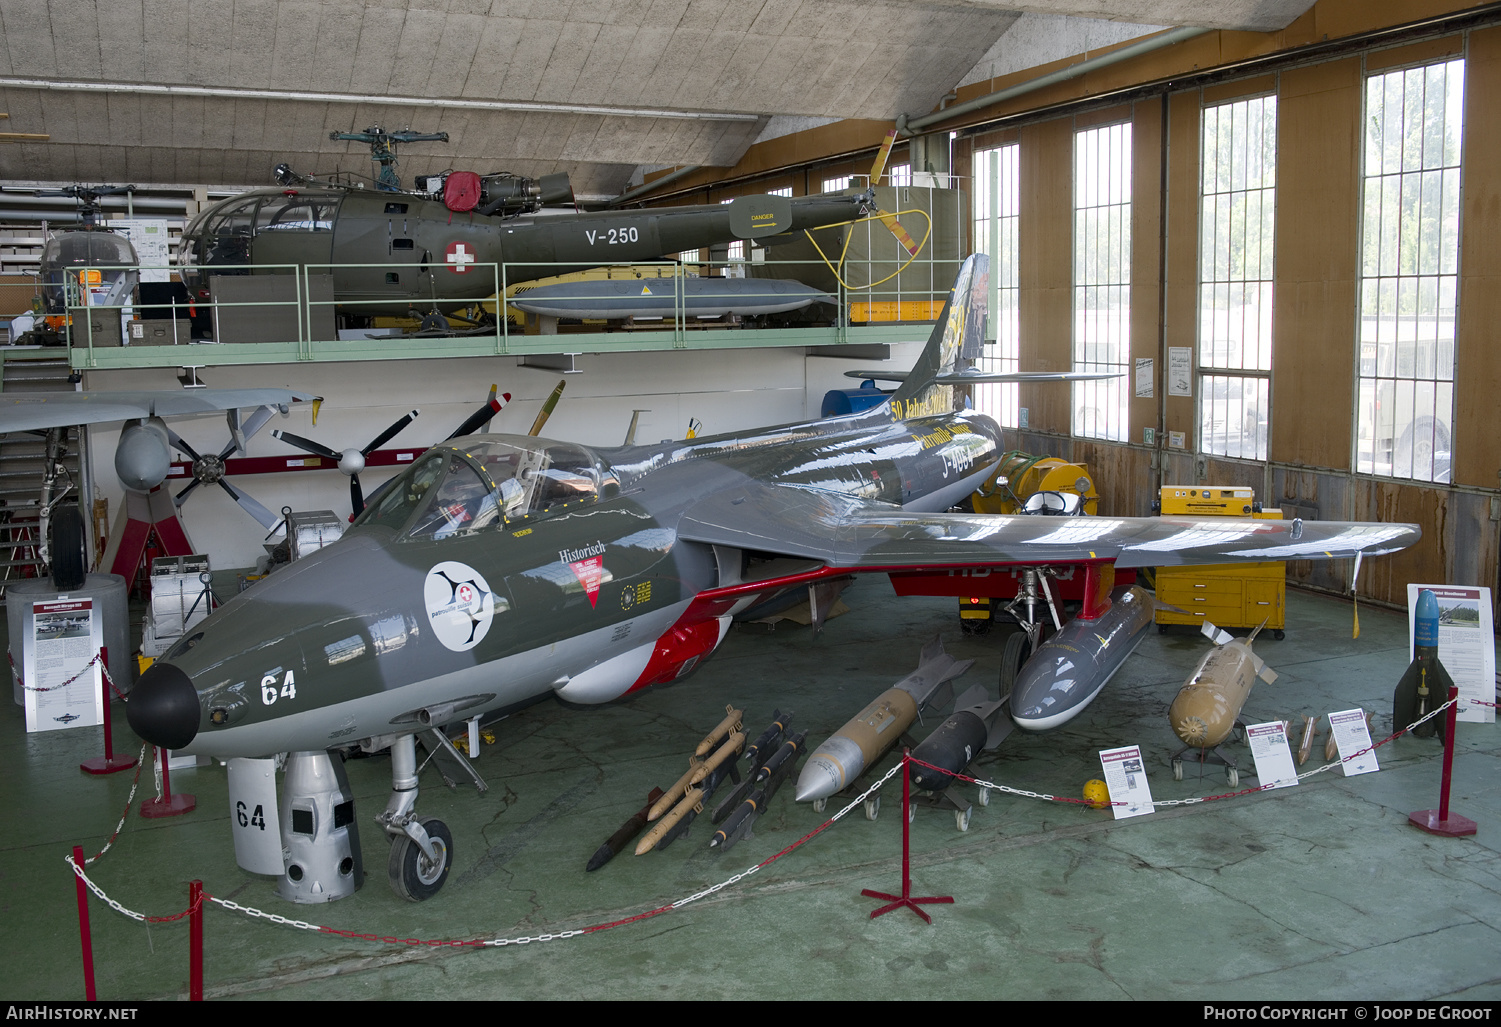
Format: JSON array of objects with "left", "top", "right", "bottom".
[
  {"left": 1328, "top": 708, "right": 1379, "bottom": 777},
  {"left": 1406, "top": 584, "right": 1495, "bottom": 724},
  {"left": 1246, "top": 721, "right": 1298, "bottom": 789},
  {"left": 24, "top": 598, "right": 104, "bottom": 733},
  {"left": 1099, "top": 744, "right": 1155, "bottom": 819},
  {"left": 1168, "top": 347, "right": 1192, "bottom": 397},
  {"left": 1134, "top": 357, "right": 1154, "bottom": 398},
  {"left": 111, "top": 218, "right": 172, "bottom": 283}
]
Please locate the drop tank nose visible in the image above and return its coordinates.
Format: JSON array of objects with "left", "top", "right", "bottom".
[{"left": 127, "top": 661, "right": 200, "bottom": 750}]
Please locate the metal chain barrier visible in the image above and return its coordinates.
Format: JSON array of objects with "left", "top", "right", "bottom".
[
  {"left": 61, "top": 697, "right": 1485, "bottom": 952},
  {"left": 81, "top": 743, "right": 150, "bottom": 866},
  {"left": 7, "top": 647, "right": 102, "bottom": 693}
]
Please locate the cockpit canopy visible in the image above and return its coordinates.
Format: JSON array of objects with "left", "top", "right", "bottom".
[
  {"left": 179, "top": 188, "right": 343, "bottom": 280},
  {"left": 353, "top": 434, "right": 617, "bottom": 539},
  {"left": 38, "top": 231, "right": 140, "bottom": 315}
]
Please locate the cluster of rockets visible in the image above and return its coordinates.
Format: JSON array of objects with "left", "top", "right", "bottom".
[
  {"left": 586, "top": 706, "right": 808, "bottom": 870},
  {"left": 587, "top": 591, "right": 1453, "bottom": 868}
]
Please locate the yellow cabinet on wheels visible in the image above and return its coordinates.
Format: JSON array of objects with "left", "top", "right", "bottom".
[{"left": 1153, "top": 487, "right": 1286, "bottom": 638}]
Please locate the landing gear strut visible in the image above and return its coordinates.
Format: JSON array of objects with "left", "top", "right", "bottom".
[{"left": 377, "top": 733, "right": 453, "bottom": 901}]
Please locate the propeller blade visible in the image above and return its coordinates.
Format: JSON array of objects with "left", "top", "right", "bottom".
[
  {"left": 350, "top": 474, "right": 365, "bottom": 516},
  {"left": 216, "top": 479, "right": 281, "bottom": 531},
  {"left": 362, "top": 409, "right": 420, "bottom": 455},
  {"left": 173, "top": 479, "right": 202, "bottom": 505},
  {"left": 272, "top": 429, "right": 340, "bottom": 462},
  {"left": 166, "top": 429, "right": 204, "bottom": 464},
  {"left": 528, "top": 380, "right": 566, "bottom": 437},
  {"left": 868, "top": 128, "right": 898, "bottom": 186},
  {"left": 447, "top": 388, "right": 510, "bottom": 440}
]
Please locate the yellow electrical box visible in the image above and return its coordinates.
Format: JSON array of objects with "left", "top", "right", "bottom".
[
  {"left": 1157, "top": 485, "right": 1257, "bottom": 517},
  {"left": 1154, "top": 487, "right": 1286, "bottom": 636}
]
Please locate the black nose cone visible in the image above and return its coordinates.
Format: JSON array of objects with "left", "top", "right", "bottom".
[{"left": 128, "top": 661, "right": 200, "bottom": 750}]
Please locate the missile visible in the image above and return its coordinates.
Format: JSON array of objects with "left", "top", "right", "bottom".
[
  {"left": 694, "top": 705, "right": 744, "bottom": 758},
  {"left": 1011, "top": 586, "right": 1154, "bottom": 732},
  {"left": 1297, "top": 715, "right": 1318, "bottom": 765},
  {"left": 1169, "top": 621, "right": 1279, "bottom": 751},
  {"left": 636, "top": 787, "right": 702, "bottom": 855},
  {"left": 689, "top": 731, "right": 745, "bottom": 786},
  {"left": 711, "top": 710, "right": 792, "bottom": 824},
  {"left": 909, "top": 684, "right": 1014, "bottom": 792},
  {"left": 1392, "top": 588, "right": 1452, "bottom": 741},
  {"left": 649, "top": 760, "right": 702, "bottom": 821},
  {"left": 711, "top": 731, "right": 808, "bottom": 851},
  {"left": 710, "top": 786, "right": 766, "bottom": 851},
  {"left": 654, "top": 757, "right": 740, "bottom": 850},
  {"left": 795, "top": 636, "right": 973, "bottom": 803},
  {"left": 586, "top": 786, "right": 664, "bottom": 872},
  {"left": 527, "top": 378, "right": 567, "bottom": 437}
]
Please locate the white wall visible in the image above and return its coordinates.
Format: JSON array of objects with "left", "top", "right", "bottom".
[{"left": 83, "top": 341, "right": 924, "bottom": 570}]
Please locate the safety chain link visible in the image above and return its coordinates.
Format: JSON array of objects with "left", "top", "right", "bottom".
[
  {"left": 935, "top": 695, "right": 1468, "bottom": 808},
  {"left": 83, "top": 743, "right": 150, "bottom": 866},
  {"left": 7, "top": 647, "right": 102, "bottom": 693},
  {"left": 65, "top": 854, "right": 203, "bottom": 923},
  {"left": 64, "top": 700, "right": 1483, "bottom": 951}
]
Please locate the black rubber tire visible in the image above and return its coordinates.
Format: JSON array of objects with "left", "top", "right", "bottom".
[
  {"left": 50, "top": 504, "right": 87, "bottom": 591},
  {"left": 998, "top": 631, "right": 1032, "bottom": 693},
  {"left": 388, "top": 817, "right": 453, "bottom": 902}
]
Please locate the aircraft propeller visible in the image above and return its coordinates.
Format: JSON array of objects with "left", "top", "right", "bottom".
[
  {"left": 273, "top": 409, "right": 421, "bottom": 516},
  {"left": 168, "top": 405, "right": 282, "bottom": 530}
]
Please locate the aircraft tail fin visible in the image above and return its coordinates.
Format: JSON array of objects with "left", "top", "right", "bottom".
[{"left": 887, "top": 253, "right": 989, "bottom": 418}]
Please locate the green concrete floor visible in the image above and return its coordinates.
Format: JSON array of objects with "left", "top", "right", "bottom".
[{"left": 3, "top": 578, "right": 1498, "bottom": 1001}]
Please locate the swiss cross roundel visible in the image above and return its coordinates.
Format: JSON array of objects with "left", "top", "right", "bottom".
[
  {"left": 424, "top": 561, "right": 495, "bottom": 651},
  {"left": 445, "top": 240, "right": 477, "bottom": 273}
]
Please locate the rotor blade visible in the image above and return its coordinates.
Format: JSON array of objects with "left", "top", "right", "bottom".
[
  {"left": 872, "top": 207, "right": 921, "bottom": 257},
  {"left": 216, "top": 479, "right": 281, "bottom": 531},
  {"left": 362, "top": 409, "right": 420, "bottom": 455},
  {"left": 350, "top": 474, "right": 365, "bottom": 516},
  {"left": 868, "top": 128, "right": 898, "bottom": 186},
  {"left": 528, "top": 380, "right": 566, "bottom": 437},
  {"left": 271, "top": 429, "right": 340, "bottom": 461},
  {"left": 844, "top": 368, "right": 1125, "bottom": 384},
  {"left": 447, "top": 388, "right": 511, "bottom": 440},
  {"left": 165, "top": 429, "right": 204, "bottom": 464}
]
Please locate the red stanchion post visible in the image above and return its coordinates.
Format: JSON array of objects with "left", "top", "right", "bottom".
[
  {"left": 71, "top": 846, "right": 96, "bottom": 1001},
  {"left": 861, "top": 751, "right": 954, "bottom": 923},
  {"left": 81, "top": 647, "right": 137, "bottom": 775},
  {"left": 189, "top": 880, "right": 204, "bottom": 1001},
  {"left": 140, "top": 745, "right": 196, "bottom": 818},
  {"left": 1409, "top": 686, "right": 1478, "bottom": 837}
]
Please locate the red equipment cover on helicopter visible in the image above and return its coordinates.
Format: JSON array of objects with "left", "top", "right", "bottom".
[{"left": 444, "top": 172, "right": 482, "bottom": 213}]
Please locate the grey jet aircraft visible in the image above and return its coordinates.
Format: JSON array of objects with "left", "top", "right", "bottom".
[{"left": 127, "top": 255, "right": 1420, "bottom": 900}]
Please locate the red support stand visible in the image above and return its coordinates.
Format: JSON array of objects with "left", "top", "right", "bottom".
[
  {"left": 1409, "top": 686, "right": 1477, "bottom": 837},
  {"left": 80, "top": 647, "right": 136, "bottom": 775},
  {"left": 189, "top": 880, "right": 204, "bottom": 1002},
  {"left": 140, "top": 745, "right": 196, "bottom": 818},
  {"left": 71, "top": 846, "right": 96, "bottom": 1002},
  {"left": 861, "top": 752, "right": 954, "bottom": 923}
]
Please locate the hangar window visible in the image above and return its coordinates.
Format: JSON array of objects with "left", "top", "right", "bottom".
[
  {"left": 970, "top": 143, "right": 1020, "bottom": 428},
  {"left": 887, "top": 164, "right": 911, "bottom": 188},
  {"left": 1356, "top": 58, "right": 1463, "bottom": 483},
  {"left": 822, "top": 175, "right": 853, "bottom": 193},
  {"left": 1073, "top": 122, "right": 1131, "bottom": 442},
  {"left": 1198, "top": 94, "right": 1276, "bottom": 462}
]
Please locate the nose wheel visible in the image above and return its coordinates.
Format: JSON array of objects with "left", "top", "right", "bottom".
[{"left": 389, "top": 816, "right": 453, "bottom": 902}]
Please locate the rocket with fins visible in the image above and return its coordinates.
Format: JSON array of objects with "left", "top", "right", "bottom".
[{"left": 1392, "top": 588, "right": 1451, "bottom": 741}]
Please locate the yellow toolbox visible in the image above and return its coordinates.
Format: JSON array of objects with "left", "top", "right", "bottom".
[{"left": 1154, "top": 487, "right": 1286, "bottom": 637}]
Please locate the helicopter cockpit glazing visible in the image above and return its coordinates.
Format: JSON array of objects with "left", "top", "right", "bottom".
[
  {"left": 352, "top": 435, "right": 616, "bottom": 540},
  {"left": 38, "top": 231, "right": 139, "bottom": 315},
  {"left": 179, "top": 189, "right": 343, "bottom": 281}
]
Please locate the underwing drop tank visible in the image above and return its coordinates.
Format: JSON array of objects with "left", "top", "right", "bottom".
[{"left": 1010, "top": 585, "right": 1154, "bottom": 732}]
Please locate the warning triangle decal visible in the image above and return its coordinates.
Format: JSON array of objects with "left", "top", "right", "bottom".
[{"left": 569, "top": 556, "right": 604, "bottom": 608}]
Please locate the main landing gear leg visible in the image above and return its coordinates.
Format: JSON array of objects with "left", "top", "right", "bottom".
[{"left": 377, "top": 733, "right": 453, "bottom": 901}]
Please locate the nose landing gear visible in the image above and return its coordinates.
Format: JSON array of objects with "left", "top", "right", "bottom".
[{"left": 376, "top": 733, "right": 454, "bottom": 901}]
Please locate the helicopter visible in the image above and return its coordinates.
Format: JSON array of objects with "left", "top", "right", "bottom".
[
  {"left": 176, "top": 126, "right": 876, "bottom": 332},
  {"left": 14, "top": 185, "right": 140, "bottom": 347}
]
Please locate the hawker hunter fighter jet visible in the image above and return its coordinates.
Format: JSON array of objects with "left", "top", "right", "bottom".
[{"left": 129, "top": 255, "right": 1420, "bottom": 900}]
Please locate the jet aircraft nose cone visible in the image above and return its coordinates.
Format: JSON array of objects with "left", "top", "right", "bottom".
[{"left": 127, "top": 661, "right": 200, "bottom": 750}]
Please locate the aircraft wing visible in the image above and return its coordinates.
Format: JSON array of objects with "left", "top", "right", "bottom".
[
  {"left": 676, "top": 482, "right": 1420, "bottom": 570},
  {"left": 0, "top": 388, "right": 320, "bottom": 434},
  {"left": 844, "top": 369, "right": 1121, "bottom": 384}
]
